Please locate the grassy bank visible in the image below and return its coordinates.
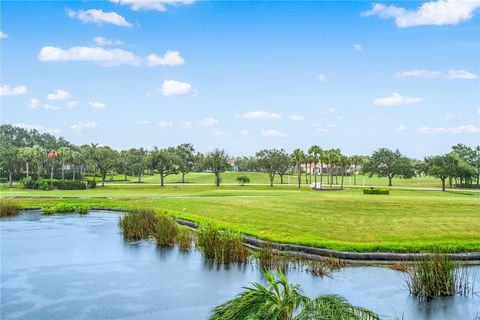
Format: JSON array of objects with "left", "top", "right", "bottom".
[{"left": 1, "top": 184, "right": 479, "bottom": 252}]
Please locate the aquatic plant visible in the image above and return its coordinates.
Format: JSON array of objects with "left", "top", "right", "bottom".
[
  {"left": 405, "top": 252, "right": 473, "bottom": 300},
  {"left": 257, "top": 243, "right": 290, "bottom": 272},
  {"left": 177, "top": 227, "right": 195, "bottom": 251},
  {"left": 0, "top": 199, "right": 21, "bottom": 217},
  {"left": 154, "top": 213, "right": 179, "bottom": 246},
  {"left": 209, "top": 270, "right": 380, "bottom": 320},
  {"left": 42, "top": 203, "right": 90, "bottom": 215},
  {"left": 197, "top": 222, "right": 248, "bottom": 263},
  {"left": 119, "top": 209, "right": 159, "bottom": 240}
]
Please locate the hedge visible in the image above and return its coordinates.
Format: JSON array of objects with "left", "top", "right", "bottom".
[
  {"left": 363, "top": 187, "right": 390, "bottom": 195},
  {"left": 21, "top": 177, "right": 96, "bottom": 190}
]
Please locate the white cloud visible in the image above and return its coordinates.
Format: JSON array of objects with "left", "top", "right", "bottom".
[
  {"left": 111, "top": 0, "right": 195, "bottom": 12},
  {"left": 158, "top": 121, "right": 173, "bottom": 127},
  {"left": 27, "top": 98, "right": 42, "bottom": 109},
  {"left": 374, "top": 92, "right": 423, "bottom": 106},
  {"left": 237, "top": 111, "right": 282, "bottom": 120},
  {"left": 198, "top": 117, "right": 219, "bottom": 126},
  {"left": 315, "top": 124, "right": 336, "bottom": 133},
  {"left": 288, "top": 114, "right": 304, "bottom": 121},
  {"left": 396, "top": 69, "right": 477, "bottom": 79},
  {"left": 138, "top": 120, "right": 153, "bottom": 125},
  {"left": 213, "top": 130, "right": 226, "bottom": 136},
  {"left": 47, "top": 89, "right": 72, "bottom": 100},
  {"left": 261, "top": 129, "right": 288, "bottom": 137},
  {"left": 67, "top": 101, "right": 79, "bottom": 109},
  {"left": 161, "top": 80, "right": 196, "bottom": 96},
  {"left": 43, "top": 103, "right": 59, "bottom": 110},
  {"left": 362, "top": 0, "right": 480, "bottom": 28},
  {"left": 13, "top": 123, "right": 60, "bottom": 134},
  {"left": 419, "top": 124, "right": 480, "bottom": 134},
  {"left": 318, "top": 73, "right": 327, "bottom": 82},
  {"left": 1, "top": 85, "right": 27, "bottom": 96},
  {"left": 70, "top": 121, "right": 98, "bottom": 132},
  {"left": 89, "top": 101, "right": 107, "bottom": 109},
  {"left": 323, "top": 107, "right": 336, "bottom": 114},
  {"left": 0, "top": 31, "right": 8, "bottom": 39},
  {"left": 67, "top": 9, "right": 132, "bottom": 27},
  {"left": 182, "top": 121, "right": 194, "bottom": 129},
  {"left": 395, "top": 124, "right": 406, "bottom": 131},
  {"left": 240, "top": 129, "right": 249, "bottom": 136},
  {"left": 354, "top": 44, "right": 363, "bottom": 52},
  {"left": 39, "top": 46, "right": 140, "bottom": 67},
  {"left": 94, "top": 36, "right": 123, "bottom": 46},
  {"left": 147, "top": 50, "right": 185, "bottom": 66}
]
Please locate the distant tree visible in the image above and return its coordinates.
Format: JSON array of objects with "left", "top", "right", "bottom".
[
  {"left": 70, "top": 151, "right": 82, "bottom": 181},
  {"left": 58, "top": 146, "right": 73, "bottom": 181},
  {"left": 31, "top": 146, "right": 46, "bottom": 179},
  {"left": 147, "top": 147, "right": 180, "bottom": 186},
  {"left": 0, "top": 145, "right": 19, "bottom": 187},
  {"left": 308, "top": 145, "right": 321, "bottom": 188},
  {"left": 291, "top": 149, "right": 305, "bottom": 188},
  {"left": 125, "top": 148, "right": 148, "bottom": 183},
  {"left": 362, "top": 148, "right": 415, "bottom": 186},
  {"left": 276, "top": 150, "right": 291, "bottom": 184},
  {"left": 339, "top": 155, "right": 351, "bottom": 190},
  {"left": 203, "top": 149, "right": 230, "bottom": 186},
  {"left": 47, "top": 150, "right": 59, "bottom": 188},
  {"left": 349, "top": 155, "right": 364, "bottom": 186},
  {"left": 425, "top": 154, "right": 458, "bottom": 191},
  {"left": 323, "top": 149, "right": 341, "bottom": 190},
  {"left": 175, "top": 143, "right": 196, "bottom": 183},
  {"left": 19, "top": 147, "right": 34, "bottom": 178},
  {"left": 256, "top": 149, "right": 290, "bottom": 187},
  {"left": 451, "top": 143, "right": 479, "bottom": 186},
  {"left": 236, "top": 175, "right": 250, "bottom": 186},
  {"left": 90, "top": 146, "right": 118, "bottom": 187}
]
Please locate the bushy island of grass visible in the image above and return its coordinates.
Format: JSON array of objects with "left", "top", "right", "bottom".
[
  {"left": 42, "top": 203, "right": 90, "bottom": 214},
  {"left": 0, "top": 199, "right": 21, "bottom": 217}
]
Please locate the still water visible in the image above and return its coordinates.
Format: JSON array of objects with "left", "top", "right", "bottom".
[{"left": 1, "top": 211, "right": 479, "bottom": 320}]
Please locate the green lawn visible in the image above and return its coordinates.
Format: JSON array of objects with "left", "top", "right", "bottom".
[
  {"left": 2, "top": 184, "right": 479, "bottom": 253},
  {"left": 98, "top": 171, "right": 451, "bottom": 188}
]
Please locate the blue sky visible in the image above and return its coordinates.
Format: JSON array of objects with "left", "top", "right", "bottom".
[{"left": 1, "top": 0, "right": 479, "bottom": 158}]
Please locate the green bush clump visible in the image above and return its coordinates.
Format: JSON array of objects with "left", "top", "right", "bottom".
[
  {"left": 0, "top": 178, "right": 8, "bottom": 183},
  {"left": 119, "top": 209, "right": 159, "bottom": 240},
  {"left": 177, "top": 227, "right": 195, "bottom": 251},
  {"left": 154, "top": 213, "right": 179, "bottom": 246},
  {"left": 236, "top": 175, "right": 251, "bottom": 186},
  {"left": 21, "top": 178, "right": 96, "bottom": 190},
  {"left": 42, "top": 203, "right": 90, "bottom": 215},
  {"left": 197, "top": 222, "right": 248, "bottom": 263},
  {"left": 363, "top": 187, "right": 390, "bottom": 195},
  {"left": 0, "top": 199, "right": 21, "bottom": 217},
  {"left": 87, "top": 180, "right": 97, "bottom": 189}
]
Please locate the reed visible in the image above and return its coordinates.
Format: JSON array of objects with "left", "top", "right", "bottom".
[
  {"left": 197, "top": 222, "right": 248, "bottom": 263},
  {"left": 257, "top": 243, "right": 290, "bottom": 272},
  {"left": 154, "top": 213, "right": 179, "bottom": 246},
  {"left": 119, "top": 209, "right": 158, "bottom": 240},
  {"left": 405, "top": 252, "right": 473, "bottom": 300},
  {"left": 0, "top": 199, "right": 21, "bottom": 217},
  {"left": 177, "top": 227, "right": 195, "bottom": 251}
]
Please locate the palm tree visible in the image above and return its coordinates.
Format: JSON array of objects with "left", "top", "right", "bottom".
[
  {"left": 339, "top": 155, "right": 351, "bottom": 190},
  {"left": 324, "top": 149, "right": 341, "bottom": 190},
  {"left": 291, "top": 149, "right": 305, "bottom": 188},
  {"left": 58, "top": 147, "right": 72, "bottom": 181},
  {"left": 349, "top": 155, "right": 363, "bottom": 186},
  {"left": 308, "top": 145, "right": 321, "bottom": 189},
  {"left": 319, "top": 149, "right": 326, "bottom": 189},
  {"left": 47, "top": 150, "right": 58, "bottom": 188},
  {"left": 210, "top": 270, "right": 379, "bottom": 320},
  {"left": 19, "top": 147, "right": 34, "bottom": 178},
  {"left": 31, "top": 146, "right": 46, "bottom": 179}
]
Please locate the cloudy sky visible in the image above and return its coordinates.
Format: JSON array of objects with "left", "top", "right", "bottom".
[{"left": 1, "top": 0, "right": 479, "bottom": 158}]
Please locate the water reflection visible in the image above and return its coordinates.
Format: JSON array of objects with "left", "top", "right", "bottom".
[{"left": 1, "top": 210, "right": 479, "bottom": 320}]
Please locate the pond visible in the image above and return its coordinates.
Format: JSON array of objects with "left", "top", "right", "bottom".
[{"left": 1, "top": 210, "right": 479, "bottom": 320}]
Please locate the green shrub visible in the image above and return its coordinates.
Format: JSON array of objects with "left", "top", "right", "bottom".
[
  {"left": 236, "top": 175, "right": 251, "bottom": 186},
  {"left": 0, "top": 178, "right": 8, "bottom": 183},
  {"left": 87, "top": 180, "right": 97, "bottom": 189},
  {"left": 0, "top": 199, "right": 21, "bottom": 217},
  {"left": 363, "top": 187, "right": 390, "bottom": 195},
  {"left": 53, "top": 180, "right": 87, "bottom": 190},
  {"left": 42, "top": 203, "right": 90, "bottom": 215},
  {"left": 21, "top": 178, "right": 94, "bottom": 190}
]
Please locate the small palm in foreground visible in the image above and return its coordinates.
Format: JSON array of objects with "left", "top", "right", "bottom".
[{"left": 209, "top": 270, "right": 380, "bottom": 320}]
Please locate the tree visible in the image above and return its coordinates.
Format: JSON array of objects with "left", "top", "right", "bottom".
[
  {"left": 90, "top": 146, "right": 118, "bottom": 187},
  {"left": 349, "top": 155, "right": 364, "bottom": 186},
  {"left": 58, "top": 146, "right": 73, "bottom": 181},
  {"left": 47, "top": 150, "right": 59, "bottom": 188},
  {"left": 125, "top": 148, "right": 148, "bottom": 183},
  {"left": 175, "top": 143, "right": 196, "bottom": 183},
  {"left": 291, "top": 149, "right": 305, "bottom": 188},
  {"left": 203, "top": 149, "right": 229, "bottom": 187},
  {"left": 209, "top": 270, "right": 379, "bottom": 320},
  {"left": 70, "top": 151, "right": 82, "bottom": 181},
  {"left": 276, "top": 150, "right": 291, "bottom": 184},
  {"left": 339, "top": 155, "right": 351, "bottom": 190},
  {"left": 256, "top": 149, "right": 290, "bottom": 187},
  {"left": 362, "top": 148, "right": 415, "bottom": 187},
  {"left": 0, "top": 145, "right": 19, "bottom": 187},
  {"left": 425, "top": 154, "right": 458, "bottom": 191},
  {"left": 147, "top": 147, "right": 180, "bottom": 186},
  {"left": 31, "top": 146, "right": 46, "bottom": 179},
  {"left": 308, "top": 145, "right": 321, "bottom": 188},
  {"left": 323, "top": 149, "right": 341, "bottom": 190},
  {"left": 19, "top": 147, "right": 34, "bottom": 178}
]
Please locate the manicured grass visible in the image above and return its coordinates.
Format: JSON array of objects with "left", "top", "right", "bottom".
[
  {"left": 94, "top": 171, "right": 452, "bottom": 188},
  {"left": 1, "top": 185, "right": 479, "bottom": 252}
]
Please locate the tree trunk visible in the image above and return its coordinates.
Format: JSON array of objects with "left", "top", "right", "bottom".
[
  {"left": 138, "top": 173, "right": 141, "bottom": 183},
  {"left": 329, "top": 166, "right": 333, "bottom": 190},
  {"left": 124, "top": 174, "right": 127, "bottom": 181},
  {"left": 304, "top": 162, "right": 308, "bottom": 184},
  {"left": 61, "top": 160, "right": 65, "bottom": 181},
  {"left": 269, "top": 173, "right": 274, "bottom": 187},
  {"left": 353, "top": 165, "right": 357, "bottom": 185},
  {"left": 314, "top": 162, "right": 317, "bottom": 189},
  {"left": 73, "top": 165, "right": 76, "bottom": 181},
  {"left": 160, "top": 172, "right": 164, "bottom": 186},
  {"left": 449, "top": 177, "right": 453, "bottom": 188},
  {"left": 441, "top": 177, "right": 446, "bottom": 191},
  {"left": 388, "top": 175, "right": 392, "bottom": 187},
  {"left": 26, "top": 162, "right": 30, "bottom": 178},
  {"left": 297, "top": 166, "right": 301, "bottom": 188},
  {"left": 341, "top": 168, "right": 344, "bottom": 190},
  {"left": 215, "top": 173, "right": 220, "bottom": 186},
  {"left": 280, "top": 174, "right": 284, "bottom": 184},
  {"left": 182, "top": 172, "right": 186, "bottom": 183},
  {"left": 37, "top": 161, "right": 41, "bottom": 179},
  {"left": 9, "top": 172, "right": 12, "bottom": 187},
  {"left": 102, "top": 174, "right": 106, "bottom": 187},
  {"left": 50, "top": 160, "right": 54, "bottom": 188}
]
